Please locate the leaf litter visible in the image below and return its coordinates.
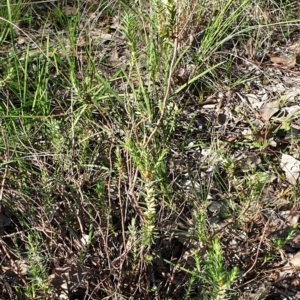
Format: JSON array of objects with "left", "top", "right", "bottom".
[
  {"left": 1, "top": 1, "right": 300, "bottom": 299},
  {"left": 168, "top": 14, "right": 300, "bottom": 300}
]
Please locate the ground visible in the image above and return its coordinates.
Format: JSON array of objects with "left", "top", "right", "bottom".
[{"left": 1, "top": 0, "right": 300, "bottom": 299}]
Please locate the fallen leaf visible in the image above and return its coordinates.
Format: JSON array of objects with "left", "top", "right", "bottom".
[
  {"left": 90, "top": 30, "right": 113, "bottom": 41},
  {"left": 281, "top": 91, "right": 299, "bottom": 103},
  {"left": 269, "top": 54, "right": 296, "bottom": 68},
  {"left": 226, "top": 136, "right": 237, "bottom": 142},
  {"left": 291, "top": 278, "right": 300, "bottom": 287},
  {"left": 63, "top": 6, "right": 77, "bottom": 16},
  {"left": 287, "top": 43, "right": 300, "bottom": 52},
  {"left": 280, "top": 154, "right": 300, "bottom": 184},
  {"left": 107, "top": 47, "right": 120, "bottom": 66},
  {"left": 245, "top": 36, "right": 254, "bottom": 59},
  {"left": 77, "top": 37, "right": 86, "bottom": 47},
  {"left": 290, "top": 251, "right": 300, "bottom": 267},
  {"left": 285, "top": 105, "right": 300, "bottom": 115},
  {"left": 259, "top": 100, "right": 280, "bottom": 121},
  {"left": 280, "top": 251, "right": 300, "bottom": 278},
  {"left": 290, "top": 232, "right": 300, "bottom": 249},
  {"left": 280, "top": 211, "right": 299, "bottom": 226},
  {"left": 80, "top": 234, "right": 89, "bottom": 245},
  {"left": 244, "top": 93, "right": 262, "bottom": 109},
  {"left": 110, "top": 17, "right": 121, "bottom": 30}
]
